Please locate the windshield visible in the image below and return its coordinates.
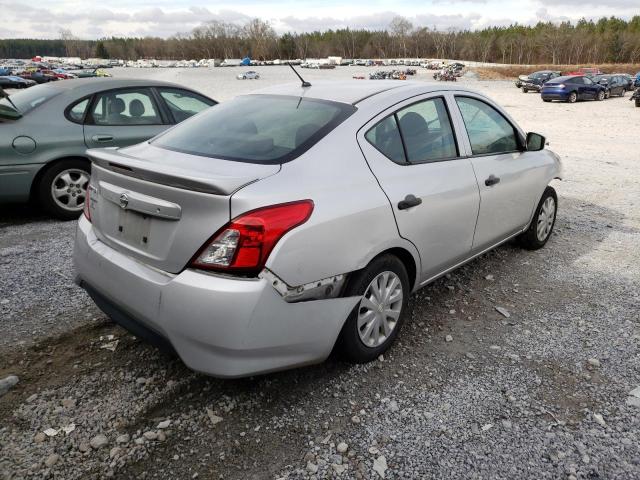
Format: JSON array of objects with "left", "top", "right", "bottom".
[
  {"left": 153, "top": 94, "right": 356, "bottom": 164},
  {"left": 0, "top": 85, "right": 60, "bottom": 118}
]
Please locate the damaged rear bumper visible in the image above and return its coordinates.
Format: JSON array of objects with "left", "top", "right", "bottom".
[{"left": 74, "top": 216, "right": 359, "bottom": 378}]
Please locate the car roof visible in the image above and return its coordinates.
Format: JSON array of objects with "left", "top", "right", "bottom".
[
  {"left": 44, "top": 78, "right": 198, "bottom": 97},
  {"left": 550, "top": 75, "right": 581, "bottom": 82},
  {"left": 251, "top": 80, "right": 467, "bottom": 105}
]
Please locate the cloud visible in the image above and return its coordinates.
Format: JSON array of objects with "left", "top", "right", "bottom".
[
  {"left": 0, "top": 1, "right": 638, "bottom": 39},
  {"left": 537, "top": 0, "right": 639, "bottom": 6}
]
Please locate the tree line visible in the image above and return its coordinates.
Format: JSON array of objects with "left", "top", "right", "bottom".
[{"left": 1, "top": 16, "right": 639, "bottom": 65}]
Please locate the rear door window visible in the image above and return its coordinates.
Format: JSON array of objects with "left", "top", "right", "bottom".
[
  {"left": 395, "top": 97, "right": 458, "bottom": 163},
  {"left": 89, "top": 88, "right": 162, "bottom": 126},
  {"left": 455, "top": 96, "right": 519, "bottom": 155}
]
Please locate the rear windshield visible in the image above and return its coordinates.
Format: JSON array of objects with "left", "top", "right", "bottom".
[
  {"left": 152, "top": 94, "right": 356, "bottom": 164},
  {"left": 0, "top": 84, "right": 60, "bottom": 118}
]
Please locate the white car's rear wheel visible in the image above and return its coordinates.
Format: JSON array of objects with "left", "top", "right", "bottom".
[{"left": 338, "top": 254, "right": 410, "bottom": 362}]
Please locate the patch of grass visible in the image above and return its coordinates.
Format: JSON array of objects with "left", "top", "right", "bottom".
[{"left": 474, "top": 64, "right": 640, "bottom": 80}]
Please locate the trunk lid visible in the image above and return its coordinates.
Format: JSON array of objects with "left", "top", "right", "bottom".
[{"left": 87, "top": 143, "right": 280, "bottom": 273}]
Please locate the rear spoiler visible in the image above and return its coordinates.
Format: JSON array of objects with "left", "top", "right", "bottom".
[{"left": 89, "top": 147, "right": 264, "bottom": 196}]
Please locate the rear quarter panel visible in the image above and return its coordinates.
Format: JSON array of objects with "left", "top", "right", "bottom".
[{"left": 230, "top": 116, "right": 421, "bottom": 288}]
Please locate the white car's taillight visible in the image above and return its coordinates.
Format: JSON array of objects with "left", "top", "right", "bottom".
[
  {"left": 83, "top": 183, "right": 93, "bottom": 222},
  {"left": 191, "top": 200, "right": 314, "bottom": 274}
]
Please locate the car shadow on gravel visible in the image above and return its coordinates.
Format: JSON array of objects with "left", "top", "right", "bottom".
[
  {"left": 2, "top": 194, "right": 636, "bottom": 480},
  {"left": 0, "top": 203, "right": 57, "bottom": 226}
]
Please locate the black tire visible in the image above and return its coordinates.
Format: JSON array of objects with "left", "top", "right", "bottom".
[
  {"left": 543, "top": 99, "right": 552, "bottom": 102},
  {"left": 567, "top": 91, "right": 577, "bottom": 103},
  {"left": 337, "top": 254, "right": 410, "bottom": 363},
  {"left": 636, "top": 98, "right": 640, "bottom": 108},
  {"left": 523, "top": 88, "right": 528, "bottom": 93},
  {"left": 37, "top": 159, "right": 90, "bottom": 220},
  {"left": 596, "top": 90, "right": 605, "bottom": 101},
  {"left": 518, "top": 186, "right": 558, "bottom": 250}
]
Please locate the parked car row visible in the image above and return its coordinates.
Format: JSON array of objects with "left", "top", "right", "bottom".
[
  {"left": 514, "top": 68, "right": 640, "bottom": 105},
  {"left": 540, "top": 74, "right": 633, "bottom": 103},
  {"left": 0, "top": 64, "right": 112, "bottom": 91}
]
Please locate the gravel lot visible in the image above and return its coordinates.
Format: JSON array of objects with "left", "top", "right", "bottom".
[{"left": 1, "top": 67, "right": 639, "bottom": 479}]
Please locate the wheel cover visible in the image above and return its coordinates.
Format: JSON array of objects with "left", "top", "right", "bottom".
[
  {"left": 51, "top": 168, "right": 90, "bottom": 212},
  {"left": 357, "top": 271, "right": 403, "bottom": 348},
  {"left": 536, "top": 197, "right": 556, "bottom": 242}
]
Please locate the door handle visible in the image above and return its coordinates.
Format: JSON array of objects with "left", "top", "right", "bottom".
[
  {"left": 92, "top": 134, "right": 114, "bottom": 142},
  {"left": 485, "top": 175, "right": 500, "bottom": 187},
  {"left": 397, "top": 194, "right": 422, "bottom": 210}
]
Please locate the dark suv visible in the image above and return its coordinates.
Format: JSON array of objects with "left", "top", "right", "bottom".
[{"left": 522, "top": 70, "right": 561, "bottom": 93}]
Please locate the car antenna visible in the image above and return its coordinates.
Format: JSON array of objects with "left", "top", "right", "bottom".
[
  {"left": 288, "top": 62, "right": 311, "bottom": 87},
  {"left": 0, "top": 87, "right": 19, "bottom": 112}
]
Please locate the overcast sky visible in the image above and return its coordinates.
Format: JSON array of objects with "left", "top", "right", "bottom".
[{"left": 0, "top": 0, "right": 637, "bottom": 39}]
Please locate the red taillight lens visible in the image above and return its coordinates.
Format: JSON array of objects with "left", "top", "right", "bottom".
[
  {"left": 83, "top": 183, "right": 92, "bottom": 222},
  {"left": 191, "top": 200, "right": 314, "bottom": 274}
]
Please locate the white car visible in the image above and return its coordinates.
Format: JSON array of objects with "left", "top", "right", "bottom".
[
  {"left": 237, "top": 71, "right": 260, "bottom": 80},
  {"left": 74, "top": 81, "right": 562, "bottom": 378}
]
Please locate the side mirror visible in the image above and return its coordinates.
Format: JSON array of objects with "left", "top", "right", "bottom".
[{"left": 526, "top": 132, "right": 546, "bottom": 151}]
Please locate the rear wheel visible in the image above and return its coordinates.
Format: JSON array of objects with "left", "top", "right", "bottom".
[
  {"left": 518, "top": 186, "right": 557, "bottom": 250},
  {"left": 567, "top": 92, "right": 577, "bottom": 103},
  {"left": 37, "top": 159, "right": 90, "bottom": 220},
  {"left": 337, "top": 255, "right": 410, "bottom": 363},
  {"left": 523, "top": 88, "right": 528, "bottom": 93}
]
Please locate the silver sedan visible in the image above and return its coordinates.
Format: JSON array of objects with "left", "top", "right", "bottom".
[
  {"left": 74, "top": 81, "right": 562, "bottom": 377},
  {"left": 0, "top": 78, "right": 215, "bottom": 219}
]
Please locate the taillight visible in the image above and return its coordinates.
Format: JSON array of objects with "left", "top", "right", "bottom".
[
  {"left": 191, "top": 200, "right": 314, "bottom": 274},
  {"left": 83, "top": 183, "right": 92, "bottom": 222}
]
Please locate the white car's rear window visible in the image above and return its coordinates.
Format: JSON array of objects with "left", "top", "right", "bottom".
[{"left": 153, "top": 95, "right": 355, "bottom": 164}]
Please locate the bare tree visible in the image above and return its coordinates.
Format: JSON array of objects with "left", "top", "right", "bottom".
[
  {"left": 244, "top": 19, "right": 277, "bottom": 60},
  {"left": 59, "top": 29, "right": 79, "bottom": 57},
  {"left": 389, "top": 16, "right": 413, "bottom": 58}
]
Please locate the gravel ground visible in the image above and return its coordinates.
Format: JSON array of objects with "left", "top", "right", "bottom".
[{"left": 1, "top": 68, "right": 639, "bottom": 479}]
